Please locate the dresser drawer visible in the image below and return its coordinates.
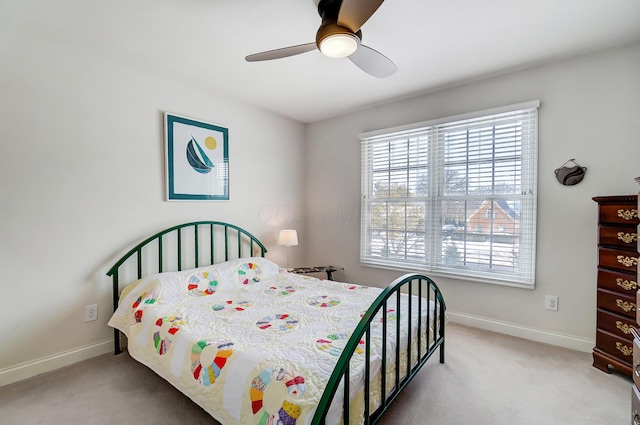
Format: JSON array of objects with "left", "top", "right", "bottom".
[
  {"left": 597, "top": 309, "right": 637, "bottom": 339},
  {"left": 599, "top": 247, "right": 638, "bottom": 273},
  {"left": 598, "top": 268, "right": 638, "bottom": 295},
  {"left": 599, "top": 226, "right": 639, "bottom": 248},
  {"left": 598, "top": 203, "right": 639, "bottom": 225},
  {"left": 596, "top": 329, "right": 633, "bottom": 363},
  {"left": 598, "top": 288, "right": 637, "bottom": 318}
]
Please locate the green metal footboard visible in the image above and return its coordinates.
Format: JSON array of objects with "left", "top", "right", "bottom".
[
  {"left": 311, "top": 273, "right": 446, "bottom": 425},
  {"left": 106, "top": 221, "right": 267, "bottom": 355}
]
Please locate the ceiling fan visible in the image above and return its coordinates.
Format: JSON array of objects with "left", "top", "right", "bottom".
[{"left": 245, "top": 0, "right": 397, "bottom": 78}]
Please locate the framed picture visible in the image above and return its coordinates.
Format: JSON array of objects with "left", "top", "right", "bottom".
[{"left": 165, "top": 113, "right": 229, "bottom": 200}]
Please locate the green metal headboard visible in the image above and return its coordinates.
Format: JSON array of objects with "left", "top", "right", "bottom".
[{"left": 107, "top": 221, "right": 267, "bottom": 354}]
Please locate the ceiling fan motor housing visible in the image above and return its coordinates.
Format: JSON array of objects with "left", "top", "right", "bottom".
[{"left": 316, "top": 0, "right": 362, "bottom": 49}]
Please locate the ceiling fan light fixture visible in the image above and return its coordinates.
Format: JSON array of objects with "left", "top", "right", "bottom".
[
  {"left": 247, "top": 0, "right": 397, "bottom": 77},
  {"left": 319, "top": 33, "right": 359, "bottom": 58}
]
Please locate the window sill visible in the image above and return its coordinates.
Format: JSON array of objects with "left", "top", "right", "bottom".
[{"left": 360, "top": 261, "right": 535, "bottom": 290}]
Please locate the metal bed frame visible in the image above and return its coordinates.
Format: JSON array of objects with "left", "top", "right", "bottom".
[{"left": 107, "top": 221, "right": 446, "bottom": 425}]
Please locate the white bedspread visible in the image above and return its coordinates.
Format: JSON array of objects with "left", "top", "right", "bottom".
[{"left": 108, "top": 257, "right": 437, "bottom": 425}]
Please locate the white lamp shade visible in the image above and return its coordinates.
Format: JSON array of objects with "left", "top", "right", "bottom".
[{"left": 278, "top": 230, "right": 298, "bottom": 247}]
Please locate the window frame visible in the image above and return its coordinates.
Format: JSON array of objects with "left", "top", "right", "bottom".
[{"left": 359, "top": 101, "right": 539, "bottom": 288}]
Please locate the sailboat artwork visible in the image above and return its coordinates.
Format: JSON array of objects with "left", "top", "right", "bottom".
[
  {"left": 165, "top": 113, "right": 229, "bottom": 201},
  {"left": 186, "top": 136, "right": 214, "bottom": 174}
]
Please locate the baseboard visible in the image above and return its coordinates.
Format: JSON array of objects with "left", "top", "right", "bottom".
[
  {"left": 447, "top": 311, "right": 595, "bottom": 353},
  {"left": 0, "top": 340, "right": 112, "bottom": 388}
]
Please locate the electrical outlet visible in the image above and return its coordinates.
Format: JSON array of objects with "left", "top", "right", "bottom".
[
  {"left": 545, "top": 295, "right": 558, "bottom": 311},
  {"left": 339, "top": 265, "right": 346, "bottom": 275},
  {"left": 85, "top": 304, "right": 98, "bottom": 322}
]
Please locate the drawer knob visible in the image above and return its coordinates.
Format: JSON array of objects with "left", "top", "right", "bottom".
[
  {"left": 617, "top": 277, "right": 638, "bottom": 291},
  {"left": 635, "top": 362, "right": 640, "bottom": 377},
  {"left": 616, "top": 299, "right": 636, "bottom": 312},
  {"left": 616, "top": 321, "right": 635, "bottom": 334},
  {"left": 618, "top": 208, "right": 639, "bottom": 221},
  {"left": 616, "top": 342, "right": 633, "bottom": 356},
  {"left": 617, "top": 232, "right": 638, "bottom": 244},
  {"left": 617, "top": 255, "right": 639, "bottom": 268}
]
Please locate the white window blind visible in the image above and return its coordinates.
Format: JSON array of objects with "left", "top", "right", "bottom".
[{"left": 360, "top": 101, "right": 539, "bottom": 287}]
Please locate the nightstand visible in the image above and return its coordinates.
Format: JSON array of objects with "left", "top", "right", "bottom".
[{"left": 291, "top": 266, "right": 337, "bottom": 280}]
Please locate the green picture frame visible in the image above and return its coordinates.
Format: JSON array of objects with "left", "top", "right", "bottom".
[{"left": 164, "top": 113, "right": 229, "bottom": 201}]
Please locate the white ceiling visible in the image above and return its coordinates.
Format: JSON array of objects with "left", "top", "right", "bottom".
[{"left": 4, "top": 0, "right": 640, "bottom": 123}]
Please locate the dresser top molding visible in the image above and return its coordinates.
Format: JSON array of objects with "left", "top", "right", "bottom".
[{"left": 592, "top": 195, "right": 637, "bottom": 204}]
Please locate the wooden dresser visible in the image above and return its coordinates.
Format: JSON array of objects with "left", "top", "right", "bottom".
[
  {"left": 592, "top": 195, "right": 639, "bottom": 376},
  {"left": 632, "top": 180, "right": 640, "bottom": 425}
]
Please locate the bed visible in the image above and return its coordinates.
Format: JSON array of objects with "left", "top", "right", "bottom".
[{"left": 107, "top": 221, "right": 446, "bottom": 425}]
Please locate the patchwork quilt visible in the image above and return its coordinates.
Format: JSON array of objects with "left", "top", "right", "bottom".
[{"left": 108, "top": 257, "right": 436, "bottom": 425}]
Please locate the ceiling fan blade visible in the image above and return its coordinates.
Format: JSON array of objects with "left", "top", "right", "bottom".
[
  {"left": 337, "top": 0, "right": 385, "bottom": 32},
  {"left": 348, "top": 44, "right": 397, "bottom": 78},
  {"left": 245, "top": 43, "right": 317, "bottom": 62}
]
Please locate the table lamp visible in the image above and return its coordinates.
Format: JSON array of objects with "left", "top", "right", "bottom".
[{"left": 278, "top": 229, "right": 298, "bottom": 270}]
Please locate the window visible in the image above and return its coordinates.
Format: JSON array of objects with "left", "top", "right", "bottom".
[{"left": 360, "top": 101, "right": 539, "bottom": 287}]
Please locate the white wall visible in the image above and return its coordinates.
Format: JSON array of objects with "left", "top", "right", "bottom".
[
  {"left": 305, "top": 42, "right": 640, "bottom": 351},
  {"left": 0, "top": 18, "right": 306, "bottom": 384}
]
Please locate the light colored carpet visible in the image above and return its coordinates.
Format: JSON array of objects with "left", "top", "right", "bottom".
[{"left": 0, "top": 323, "right": 630, "bottom": 425}]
